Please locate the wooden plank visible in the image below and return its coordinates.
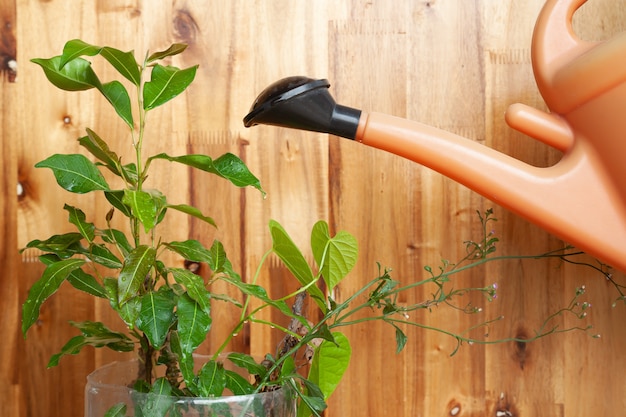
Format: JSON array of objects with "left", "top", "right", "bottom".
[
  {"left": 0, "top": 1, "right": 18, "bottom": 416},
  {"left": 8, "top": 1, "right": 626, "bottom": 416}
]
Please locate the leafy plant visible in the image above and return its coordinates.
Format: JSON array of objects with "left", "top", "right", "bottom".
[{"left": 22, "top": 40, "right": 602, "bottom": 417}]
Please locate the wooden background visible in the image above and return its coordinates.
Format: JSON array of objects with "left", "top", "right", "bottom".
[{"left": 2, "top": 0, "right": 626, "bottom": 416}]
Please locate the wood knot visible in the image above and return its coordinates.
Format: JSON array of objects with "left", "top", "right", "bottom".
[
  {"left": 513, "top": 329, "right": 529, "bottom": 370},
  {"left": 173, "top": 9, "right": 199, "bottom": 45}
]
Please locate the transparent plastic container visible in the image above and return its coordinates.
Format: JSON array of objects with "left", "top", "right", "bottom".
[{"left": 84, "top": 356, "right": 297, "bottom": 417}]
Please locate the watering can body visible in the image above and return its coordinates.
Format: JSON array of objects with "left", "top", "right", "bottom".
[{"left": 244, "top": 0, "right": 626, "bottom": 273}]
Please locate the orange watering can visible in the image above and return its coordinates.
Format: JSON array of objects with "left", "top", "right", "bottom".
[{"left": 243, "top": 0, "right": 626, "bottom": 273}]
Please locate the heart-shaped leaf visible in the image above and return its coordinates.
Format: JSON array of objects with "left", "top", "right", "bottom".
[
  {"left": 311, "top": 221, "right": 358, "bottom": 292},
  {"left": 269, "top": 220, "right": 326, "bottom": 311},
  {"left": 307, "top": 332, "right": 351, "bottom": 402}
]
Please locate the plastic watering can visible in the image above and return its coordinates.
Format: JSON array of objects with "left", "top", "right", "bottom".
[{"left": 243, "top": 0, "right": 626, "bottom": 273}]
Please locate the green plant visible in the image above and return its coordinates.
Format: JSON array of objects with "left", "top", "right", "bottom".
[{"left": 22, "top": 40, "right": 601, "bottom": 417}]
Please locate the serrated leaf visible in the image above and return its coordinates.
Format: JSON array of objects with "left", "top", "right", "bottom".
[
  {"left": 143, "top": 64, "right": 198, "bottom": 110},
  {"left": 22, "top": 258, "right": 86, "bottom": 336},
  {"left": 36, "top": 154, "right": 110, "bottom": 193},
  {"left": 311, "top": 221, "right": 358, "bottom": 292},
  {"left": 31, "top": 56, "right": 101, "bottom": 91},
  {"left": 136, "top": 288, "right": 176, "bottom": 350},
  {"left": 117, "top": 245, "right": 156, "bottom": 305},
  {"left": 176, "top": 293, "right": 211, "bottom": 356},
  {"left": 149, "top": 152, "right": 264, "bottom": 195},
  {"left": 166, "top": 204, "right": 217, "bottom": 227},
  {"left": 147, "top": 43, "right": 188, "bottom": 63},
  {"left": 269, "top": 220, "right": 326, "bottom": 311}
]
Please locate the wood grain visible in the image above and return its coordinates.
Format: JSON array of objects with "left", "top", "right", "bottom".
[{"left": 4, "top": 1, "right": 626, "bottom": 416}]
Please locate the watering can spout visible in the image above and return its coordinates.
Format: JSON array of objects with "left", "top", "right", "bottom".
[{"left": 243, "top": 0, "right": 626, "bottom": 273}]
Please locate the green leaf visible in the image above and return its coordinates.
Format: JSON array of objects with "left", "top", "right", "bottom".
[
  {"left": 311, "top": 221, "right": 358, "bottom": 292},
  {"left": 296, "top": 379, "right": 327, "bottom": 417},
  {"left": 149, "top": 153, "right": 264, "bottom": 195},
  {"left": 99, "top": 228, "right": 133, "bottom": 258},
  {"left": 64, "top": 204, "right": 95, "bottom": 242},
  {"left": 104, "top": 278, "right": 141, "bottom": 328},
  {"left": 78, "top": 129, "right": 122, "bottom": 177},
  {"left": 31, "top": 56, "right": 101, "bottom": 91},
  {"left": 209, "top": 240, "right": 240, "bottom": 279},
  {"left": 394, "top": 325, "right": 408, "bottom": 354},
  {"left": 47, "top": 320, "right": 134, "bottom": 367},
  {"left": 308, "top": 332, "right": 351, "bottom": 402},
  {"left": 104, "top": 190, "right": 133, "bottom": 218},
  {"left": 59, "top": 39, "right": 102, "bottom": 68},
  {"left": 224, "top": 370, "right": 256, "bottom": 395},
  {"left": 103, "top": 403, "right": 127, "bottom": 417},
  {"left": 169, "top": 331, "right": 195, "bottom": 388},
  {"left": 36, "top": 154, "right": 110, "bottom": 193},
  {"left": 195, "top": 360, "right": 226, "bottom": 397},
  {"left": 117, "top": 245, "right": 156, "bottom": 305},
  {"left": 143, "top": 64, "right": 198, "bottom": 110},
  {"left": 80, "top": 244, "right": 123, "bottom": 269},
  {"left": 176, "top": 294, "right": 211, "bottom": 356},
  {"left": 138, "top": 378, "right": 175, "bottom": 417},
  {"left": 100, "top": 80, "right": 134, "bottom": 128},
  {"left": 23, "top": 233, "right": 84, "bottom": 258},
  {"left": 147, "top": 43, "right": 188, "bottom": 63},
  {"left": 122, "top": 189, "right": 161, "bottom": 232},
  {"left": 269, "top": 220, "right": 326, "bottom": 311},
  {"left": 99, "top": 46, "right": 141, "bottom": 86},
  {"left": 170, "top": 268, "right": 211, "bottom": 314},
  {"left": 136, "top": 287, "right": 176, "bottom": 350},
  {"left": 166, "top": 204, "right": 216, "bottom": 227},
  {"left": 227, "top": 353, "right": 268, "bottom": 378},
  {"left": 22, "top": 258, "right": 86, "bottom": 336},
  {"left": 163, "top": 240, "right": 213, "bottom": 263},
  {"left": 67, "top": 268, "right": 107, "bottom": 298}
]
